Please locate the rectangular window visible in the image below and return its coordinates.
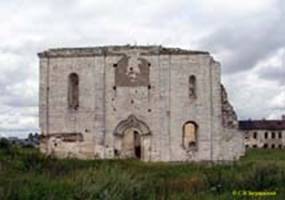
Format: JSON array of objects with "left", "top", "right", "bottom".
[
  {"left": 264, "top": 132, "right": 268, "bottom": 139},
  {"left": 272, "top": 132, "right": 275, "bottom": 139}
]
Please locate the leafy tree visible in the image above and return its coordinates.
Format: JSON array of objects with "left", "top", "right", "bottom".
[{"left": 0, "top": 138, "right": 10, "bottom": 149}]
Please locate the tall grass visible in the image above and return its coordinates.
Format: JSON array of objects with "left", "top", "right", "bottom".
[{"left": 0, "top": 147, "right": 285, "bottom": 199}]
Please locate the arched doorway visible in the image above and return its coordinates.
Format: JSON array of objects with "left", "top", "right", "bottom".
[
  {"left": 121, "top": 128, "right": 142, "bottom": 159},
  {"left": 113, "top": 115, "right": 151, "bottom": 160}
]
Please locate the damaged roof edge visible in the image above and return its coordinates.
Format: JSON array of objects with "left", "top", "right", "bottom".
[{"left": 38, "top": 45, "right": 210, "bottom": 58}]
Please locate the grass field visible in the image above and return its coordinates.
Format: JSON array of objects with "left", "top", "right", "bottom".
[{"left": 0, "top": 145, "right": 285, "bottom": 200}]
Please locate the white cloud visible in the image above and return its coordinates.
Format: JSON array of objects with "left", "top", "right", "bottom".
[
  {"left": 0, "top": 0, "right": 284, "bottom": 137},
  {"left": 270, "top": 90, "right": 285, "bottom": 110},
  {"left": 197, "top": 0, "right": 275, "bottom": 15},
  {"left": 223, "top": 47, "right": 285, "bottom": 120}
]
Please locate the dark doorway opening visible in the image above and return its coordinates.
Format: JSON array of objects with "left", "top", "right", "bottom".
[{"left": 134, "top": 131, "right": 141, "bottom": 159}]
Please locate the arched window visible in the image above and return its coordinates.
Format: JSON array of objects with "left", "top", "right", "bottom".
[
  {"left": 183, "top": 121, "right": 198, "bottom": 150},
  {"left": 68, "top": 73, "right": 79, "bottom": 110},
  {"left": 189, "top": 75, "right": 196, "bottom": 99}
]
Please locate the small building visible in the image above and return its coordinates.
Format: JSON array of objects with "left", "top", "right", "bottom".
[{"left": 239, "top": 115, "right": 285, "bottom": 149}]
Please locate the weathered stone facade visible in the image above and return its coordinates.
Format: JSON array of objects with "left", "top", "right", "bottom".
[{"left": 39, "top": 45, "right": 245, "bottom": 162}]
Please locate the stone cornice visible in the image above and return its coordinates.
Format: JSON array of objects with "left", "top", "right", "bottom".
[{"left": 38, "top": 45, "right": 209, "bottom": 58}]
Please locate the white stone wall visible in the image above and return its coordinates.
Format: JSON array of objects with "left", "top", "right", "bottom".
[
  {"left": 244, "top": 130, "right": 284, "bottom": 149},
  {"left": 39, "top": 46, "right": 245, "bottom": 162}
]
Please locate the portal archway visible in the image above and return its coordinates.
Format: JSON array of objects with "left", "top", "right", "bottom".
[{"left": 113, "top": 115, "right": 151, "bottom": 160}]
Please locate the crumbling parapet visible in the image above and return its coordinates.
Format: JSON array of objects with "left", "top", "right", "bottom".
[{"left": 221, "top": 84, "right": 238, "bottom": 129}]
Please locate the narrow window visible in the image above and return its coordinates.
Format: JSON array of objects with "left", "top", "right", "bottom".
[
  {"left": 68, "top": 73, "right": 79, "bottom": 110},
  {"left": 263, "top": 144, "right": 268, "bottom": 149},
  {"left": 272, "top": 132, "right": 275, "bottom": 139},
  {"left": 278, "top": 144, "right": 282, "bottom": 149},
  {"left": 264, "top": 132, "right": 268, "bottom": 139},
  {"left": 134, "top": 131, "right": 141, "bottom": 159},
  {"left": 183, "top": 121, "right": 198, "bottom": 150},
  {"left": 189, "top": 75, "right": 196, "bottom": 99},
  {"left": 278, "top": 132, "right": 282, "bottom": 139},
  {"left": 253, "top": 132, "right": 257, "bottom": 139},
  {"left": 271, "top": 144, "right": 275, "bottom": 149}
]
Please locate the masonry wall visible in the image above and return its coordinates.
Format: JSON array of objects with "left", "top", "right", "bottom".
[
  {"left": 244, "top": 130, "right": 285, "bottom": 149},
  {"left": 40, "top": 56, "right": 99, "bottom": 158},
  {"left": 102, "top": 53, "right": 224, "bottom": 161},
  {"left": 39, "top": 46, "right": 245, "bottom": 161}
]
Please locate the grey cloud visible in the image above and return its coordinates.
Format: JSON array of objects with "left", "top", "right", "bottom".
[
  {"left": 0, "top": 0, "right": 284, "bottom": 135},
  {"left": 3, "top": 96, "right": 38, "bottom": 108},
  {"left": 198, "top": 1, "right": 285, "bottom": 74},
  {"left": 258, "top": 67, "right": 285, "bottom": 85}
]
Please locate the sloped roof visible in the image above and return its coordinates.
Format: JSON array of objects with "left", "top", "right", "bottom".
[{"left": 239, "top": 120, "right": 285, "bottom": 130}]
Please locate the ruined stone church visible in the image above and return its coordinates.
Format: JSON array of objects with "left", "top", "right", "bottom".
[{"left": 39, "top": 45, "right": 245, "bottom": 162}]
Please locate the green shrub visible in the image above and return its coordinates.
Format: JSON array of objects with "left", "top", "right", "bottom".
[
  {"left": 0, "top": 148, "right": 285, "bottom": 200},
  {"left": 0, "top": 138, "right": 10, "bottom": 149},
  {"left": 238, "top": 164, "right": 284, "bottom": 190}
]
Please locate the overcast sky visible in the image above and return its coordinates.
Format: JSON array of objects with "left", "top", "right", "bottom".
[{"left": 0, "top": 0, "right": 284, "bottom": 137}]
